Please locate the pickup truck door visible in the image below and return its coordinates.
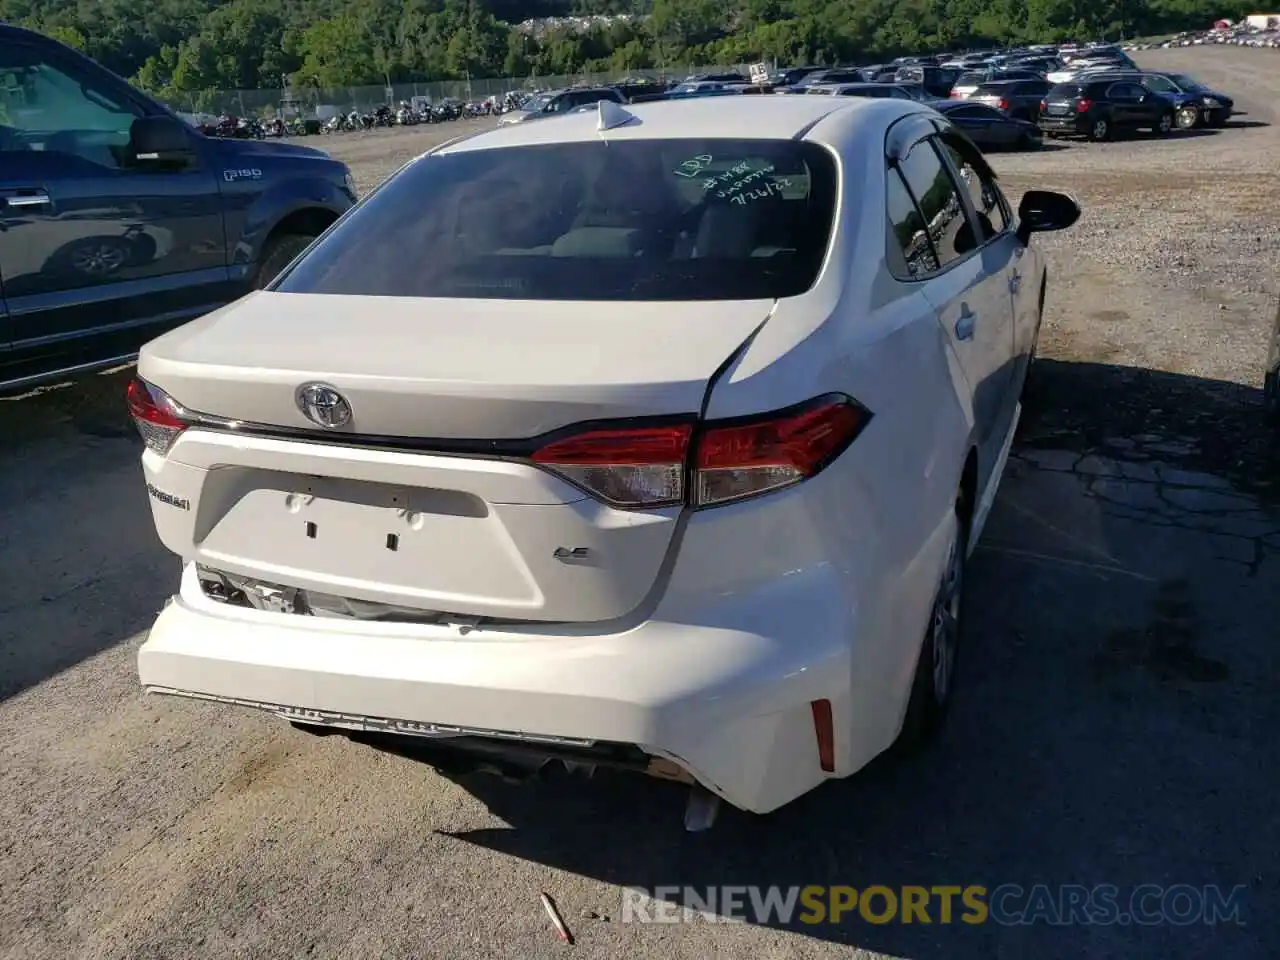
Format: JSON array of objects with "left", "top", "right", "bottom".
[{"left": 0, "top": 39, "right": 231, "bottom": 364}]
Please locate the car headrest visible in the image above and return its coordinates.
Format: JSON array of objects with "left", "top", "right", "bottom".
[{"left": 551, "top": 227, "right": 643, "bottom": 258}]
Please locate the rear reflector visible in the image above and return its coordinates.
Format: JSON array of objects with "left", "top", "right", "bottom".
[
  {"left": 529, "top": 396, "right": 869, "bottom": 510},
  {"left": 811, "top": 699, "right": 835, "bottom": 772},
  {"left": 126, "top": 378, "right": 189, "bottom": 456}
]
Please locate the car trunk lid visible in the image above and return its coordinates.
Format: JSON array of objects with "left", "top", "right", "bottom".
[
  {"left": 138, "top": 291, "right": 773, "bottom": 623},
  {"left": 140, "top": 291, "right": 772, "bottom": 438}
]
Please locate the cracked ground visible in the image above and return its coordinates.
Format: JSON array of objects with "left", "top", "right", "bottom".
[{"left": 1, "top": 47, "right": 1278, "bottom": 960}]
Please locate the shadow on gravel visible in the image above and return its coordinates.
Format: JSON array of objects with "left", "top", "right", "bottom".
[
  {"left": 0, "top": 366, "right": 136, "bottom": 449},
  {"left": 1224, "top": 119, "right": 1269, "bottom": 129},
  {"left": 0, "top": 365, "right": 169, "bottom": 703},
  {"left": 1021, "top": 358, "right": 1280, "bottom": 504},
  {"left": 397, "top": 359, "right": 1278, "bottom": 959}
]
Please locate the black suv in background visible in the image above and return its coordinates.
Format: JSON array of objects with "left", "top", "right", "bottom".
[
  {"left": 0, "top": 24, "right": 356, "bottom": 393},
  {"left": 1083, "top": 70, "right": 1235, "bottom": 129},
  {"left": 970, "top": 78, "right": 1052, "bottom": 120},
  {"left": 1038, "top": 78, "right": 1177, "bottom": 141}
]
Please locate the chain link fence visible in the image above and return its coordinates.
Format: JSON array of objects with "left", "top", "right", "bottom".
[{"left": 158, "top": 65, "right": 760, "bottom": 118}]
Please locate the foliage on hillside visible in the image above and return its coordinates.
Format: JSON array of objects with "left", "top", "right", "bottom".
[{"left": 1, "top": 0, "right": 1251, "bottom": 93}]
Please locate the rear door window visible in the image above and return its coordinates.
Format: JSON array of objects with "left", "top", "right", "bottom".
[
  {"left": 276, "top": 139, "right": 839, "bottom": 302},
  {"left": 893, "top": 138, "right": 970, "bottom": 271},
  {"left": 886, "top": 168, "right": 937, "bottom": 277}
]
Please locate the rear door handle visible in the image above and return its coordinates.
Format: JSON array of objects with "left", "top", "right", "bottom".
[
  {"left": 0, "top": 189, "right": 51, "bottom": 209},
  {"left": 955, "top": 306, "right": 977, "bottom": 341}
]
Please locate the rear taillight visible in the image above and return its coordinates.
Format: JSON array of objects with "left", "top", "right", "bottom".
[
  {"left": 530, "top": 396, "right": 869, "bottom": 510},
  {"left": 1076, "top": 98, "right": 1093, "bottom": 112},
  {"left": 997, "top": 98, "right": 1009, "bottom": 111},
  {"left": 532, "top": 424, "right": 692, "bottom": 508},
  {"left": 1040, "top": 99, "right": 1047, "bottom": 112},
  {"left": 694, "top": 397, "right": 867, "bottom": 506},
  {"left": 126, "top": 377, "right": 189, "bottom": 455}
]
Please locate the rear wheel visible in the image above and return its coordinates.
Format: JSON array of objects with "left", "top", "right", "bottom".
[
  {"left": 255, "top": 233, "right": 315, "bottom": 289},
  {"left": 898, "top": 500, "right": 967, "bottom": 749},
  {"left": 1088, "top": 117, "right": 1110, "bottom": 141},
  {"left": 1155, "top": 111, "right": 1174, "bottom": 136}
]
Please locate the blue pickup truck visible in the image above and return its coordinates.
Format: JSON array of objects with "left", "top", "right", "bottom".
[{"left": 0, "top": 24, "right": 357, "bottom": 392}]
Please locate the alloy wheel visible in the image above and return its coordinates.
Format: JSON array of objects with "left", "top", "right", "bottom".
[
  {"left": 71, "top": 242, "right": 128, "bottom": 277},
  {"left": 1091, "top": 118, "right": 1108, "bottom": 140}
]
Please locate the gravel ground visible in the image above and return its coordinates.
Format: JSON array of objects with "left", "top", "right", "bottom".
[{"left": 1, "top": 47, "right": 1278, "bottom": 960}]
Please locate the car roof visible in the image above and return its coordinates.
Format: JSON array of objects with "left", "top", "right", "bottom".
[{"left": 438, "top": 96, "right": 928, "bottom": 154}]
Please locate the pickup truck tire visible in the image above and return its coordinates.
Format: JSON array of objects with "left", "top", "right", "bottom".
[{"left": 255, "top": 233, "right": 316, "bottom": 288}]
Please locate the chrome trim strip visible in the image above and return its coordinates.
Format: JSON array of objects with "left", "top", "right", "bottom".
[{"left": 145, "top": 686, "right": 598, "bottom": 747}]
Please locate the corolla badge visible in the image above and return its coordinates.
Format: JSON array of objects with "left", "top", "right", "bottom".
[{"left": 295, "top": 383, "right": 352, "bottom": 429}]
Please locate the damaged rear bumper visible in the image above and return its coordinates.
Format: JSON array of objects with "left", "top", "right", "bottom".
[{"left": 139, "top": 562, "right": 858, "bottom": 814}]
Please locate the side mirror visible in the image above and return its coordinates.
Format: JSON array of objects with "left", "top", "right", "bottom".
[
  {"left": 129, "top": 116, "right": 196, "bottom": 168},
  {"left": 1016, "top": 189, "right": 1080, "bottom": 244}
]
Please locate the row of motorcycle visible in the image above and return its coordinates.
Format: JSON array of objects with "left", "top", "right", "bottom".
[
  {"left": 196, "top": 91, "right": 532, "bottom": 140},
  {"left": 319, "top": 94, "right": 532, "bottom": 134}
]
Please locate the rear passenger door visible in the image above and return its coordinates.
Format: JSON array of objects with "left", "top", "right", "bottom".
[
  {"left": 937, "top": 135, "right": 1028, "bottom": 405},
  {"left": 1106, "top": 82, "right": 1147, "bottom": 126},
  {"left": 888, "top": 132, "right": 1016, "bottom": 472}
]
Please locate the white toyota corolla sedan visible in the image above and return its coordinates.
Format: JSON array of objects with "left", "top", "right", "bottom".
[{"left": 130, "top": 96, "right": 1078, "bottom": 826}]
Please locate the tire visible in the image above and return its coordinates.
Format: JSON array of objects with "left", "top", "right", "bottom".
[
  {"left": 898, "top": 499, "right": 967, "bottom": 749},
  {"left": 255, "top": 233, "right": 315, "bottom": 289},
  {"left": 1155, "top": 112, "right": 1174, "bottom": 136},
  {"left": 1176, "top": 105, "right": 1200, "bottom": 130},
  {"left": 1088, "top": 117, "right": 1110, "bottom": 141}
]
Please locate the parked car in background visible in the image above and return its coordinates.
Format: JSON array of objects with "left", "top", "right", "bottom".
[
  {"left": 970, "top": 78, "right": 1052, "bottom": 121},
  {"left": 925, "top": 99, "right": 1044, "bottom": 150},
  {"left": 894, "top": 64, "right": 961, "bottom": 97},
  {"left": 1038, "top": 78, "right": 1176, "bottom": 140},
  {"left": 783, "top": 68, "right": 870, "bottom": 92},
  {"left": 497, "top": 87, "right": 626, "bottom": 126},
  {"left": 130, "top": 95, "right": 1078, "bottom": 829},
  {"left": 806, "top": 83, "right": 917, "bottom": 99},
  {"left": 0, "top": 23, "right": 355, "bottom": 393},
  {"left": 950, "top": 69, "right": 1044, "bottom": 99},
  {"left": 1085, "top": 69, "right": 1235, "bottom": 128}
]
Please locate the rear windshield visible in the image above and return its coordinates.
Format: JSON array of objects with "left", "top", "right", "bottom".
[
  {"left": 1047, "top": 83, "right": 1082, "bottom": 98},
  {"left": 275, "top": 139, "right": 838, "bottom": 301}
]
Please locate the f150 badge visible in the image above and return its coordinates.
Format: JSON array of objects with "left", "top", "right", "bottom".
[
  {"left": 223, "top": 168, "right": 263, "bottom": 182},
  {"left": 146, "top": 482, "right": 191, "bottom": 511}
]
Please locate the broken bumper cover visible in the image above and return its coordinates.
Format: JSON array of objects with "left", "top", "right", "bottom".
[{"left": 139, "top": 563, "right": 857, "bottom": 814}]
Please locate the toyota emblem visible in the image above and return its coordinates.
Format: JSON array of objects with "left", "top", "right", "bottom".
[{"left": 295, "top": 383, "right": 352, "bottom": 429}]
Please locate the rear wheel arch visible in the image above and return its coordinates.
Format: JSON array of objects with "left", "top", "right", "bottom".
[
  {"left": 254, "top": 207, "right": 343, "bottom": 288},
  {"left": 265, "top": 207, "right": 340, "bottom": 249}
]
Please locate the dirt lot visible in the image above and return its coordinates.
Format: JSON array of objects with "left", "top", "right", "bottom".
[{"left": 1, "top": 47, "right": 1278, "bottom": 960}]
